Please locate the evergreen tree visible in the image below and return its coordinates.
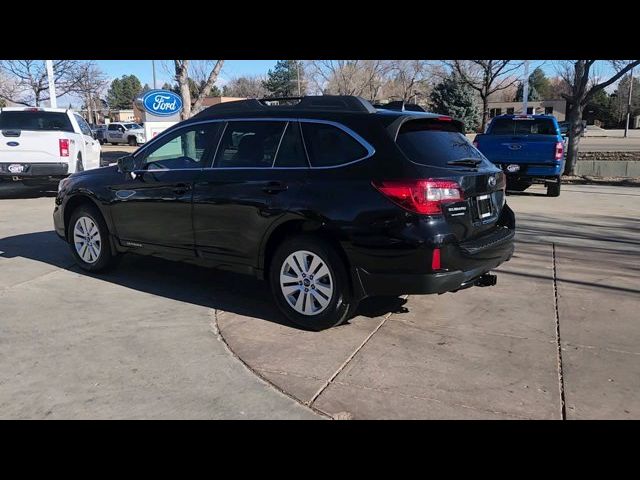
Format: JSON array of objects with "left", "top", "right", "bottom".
[
  {"left": 515, "top": 67, "right": 550, "bottom": 101},
  {"left": 262, "top": 60, "right": 305, "bottom": 97},
  {"left": 106, "top": 75, "right": 143, "bottom": 109},
  {"left": 429, "top": 73, "right": 481, "bottom": 132}
]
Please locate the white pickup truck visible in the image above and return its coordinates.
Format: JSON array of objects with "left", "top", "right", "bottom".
[{"left": 0, "top": 107, "right": 101, "bottom": 186}]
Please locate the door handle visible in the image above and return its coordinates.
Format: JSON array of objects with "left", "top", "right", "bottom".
[
  {"left": 173, "top": 183, "right": 192, "bottom": 195},
  {"left": 262, "top": 181, "right": 288, "bottom": 194}
]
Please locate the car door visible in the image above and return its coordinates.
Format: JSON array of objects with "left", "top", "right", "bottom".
[
  {"left": 74, "top": 114, "right": 101, "bottom": 169},
  {"left": 109, "top": 122, "right": 221, "bottom": 254},
  {"left": 106, "top": 124, "right": 120, "bottom": 143},
  {"left": 192, "top": 119, "right": 309, "bottom": 268}
]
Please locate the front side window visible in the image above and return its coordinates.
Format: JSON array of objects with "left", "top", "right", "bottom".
[
  {"left": 139, "top": 124, "right": 219, "bottom": 170},
  {"left": 300, "top": 122, "right": 367, "bottom": 167},
  {"left": 108, "top": 124, "right": 119, "bottom": 131},
  {"left": 214, "top": 121, "right": 286, "bottom": 168}
]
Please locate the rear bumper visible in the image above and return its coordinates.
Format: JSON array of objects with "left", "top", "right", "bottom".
[
  {"left": 0, "top": 162, "right": 68, "bottom": 179},
  {"left": 354, "top": 227, "right": 515, "bottom": 298},
  {"left": 355, "top": 246, "right": 513, "bottom": 296},
  {"left": 494, "top": 161, "right": 564, "bottom": 181}
]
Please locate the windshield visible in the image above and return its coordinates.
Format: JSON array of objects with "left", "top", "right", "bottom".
[
  {"left": 123, "top": 123, "right": 141, "bottom": 130},
  {"left": 0, "top": 111, "right": 74, "bottom": 133},
  {"left": 396, "top": 120, "right": 492, "bottom": 168},
  {"left": 489, "top": 117, "right": 558, "bottom": 135}
]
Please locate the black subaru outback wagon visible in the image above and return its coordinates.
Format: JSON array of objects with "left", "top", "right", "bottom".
[{"left": 54, "top": 96, "right": 515, "bottom": 330}]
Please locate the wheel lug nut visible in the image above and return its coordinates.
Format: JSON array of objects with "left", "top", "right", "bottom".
[
  {"left": 304, "top": 288, "right": 308, "bottom": 292},
  {"left": 311, "top": 285, "right": 315, "bottom": 289},
  {"left": 302, "top": 273, "right": 306, "bottom": 277}
]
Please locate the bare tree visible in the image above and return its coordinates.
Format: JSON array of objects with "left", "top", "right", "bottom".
[
  {"left": 173, "top": 60, "right": 225, "bottom": 119},
  {"left": 73, "top": 62, "right": 109, "bottom": 124},
  {"left": 447, "top": 60, "right": 524, "bottom": 131},
  {"left": 306, "top": 60, "right": 391, "bottom": 99},
  {"left": 222, "top": 75, "right": 268, "bottom": 98},
  {"left": 0, "top": 60, "right": 82, "bottom": 106},
  {"left": 557, "top": 60, "right": 640, "bottom": 175}
]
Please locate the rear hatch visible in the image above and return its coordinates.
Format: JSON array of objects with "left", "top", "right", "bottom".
[
  {"left": 0, "top": 110, "right": 74, "bottom": 164},
  {"left": 477, "top": 116, "right": 560, "bottom": 165},
  {"left": 389, "top": 117, "right": 509, "bottom": 242}
]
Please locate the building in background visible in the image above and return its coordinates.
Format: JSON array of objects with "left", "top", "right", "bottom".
[
  {"left": 486, "top": 99, "right": 568, "bottom": 121},
  {"left": 109, "top": 109, "right": 137, "bottom": 123},
  {"left": 201, "top": 97, "right": 246, "bottom": 108}
]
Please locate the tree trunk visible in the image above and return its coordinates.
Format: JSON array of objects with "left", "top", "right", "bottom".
[
  {"left": 480, "top": 95, "right": 489, "bottom": 132},
  {"left": 564, "top": 102, "right": 584, "bottom": 176},
  {"left": 191, "top": 60, "right": 225, "bottom": 115},
  {"left": 174, "top": 61, "right": 191, "bottom": 120}
]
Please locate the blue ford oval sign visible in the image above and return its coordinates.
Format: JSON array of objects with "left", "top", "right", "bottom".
[{"left": 141, "top": 90, "right": 183, "bottom": 117}]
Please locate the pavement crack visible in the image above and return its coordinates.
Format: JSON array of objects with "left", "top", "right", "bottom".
[
  {"left": 552, "top": 243, "right": 567, "bottom": 420},
  {"left": 306, "top": 295, "right": 408, "bottom": 408}
]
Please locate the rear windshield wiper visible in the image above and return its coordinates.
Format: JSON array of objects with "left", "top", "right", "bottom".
[{"left": 446, "top": 158, "right": 483, "bottom": 167}]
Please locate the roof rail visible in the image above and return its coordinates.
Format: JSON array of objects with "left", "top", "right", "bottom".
[
  {"left": 374, "top": 100, "right": 426, "bottom": 113},
  {"left": 193, "top": 95, "right": 377, "bottom": 118}
]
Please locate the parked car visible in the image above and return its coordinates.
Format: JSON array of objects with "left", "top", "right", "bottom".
[
  {"left": 473, "top": 114, "right": 565, "bottom": 197},
  {"left": 0, "top": 107, "right": 102, "bottom": 186},
  {"left": 92, "top": 124, "right": 107, "bottom": 143},
  {"left": 104, "top": 122, "right": 146, "bottom": 146},
  {"left": 53, "top": 96, "right": 515, "bottom": 330}
]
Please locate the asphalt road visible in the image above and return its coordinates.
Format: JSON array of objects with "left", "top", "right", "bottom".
[{"left": 0, "top": 182, "right": 638, "bottom": 419}]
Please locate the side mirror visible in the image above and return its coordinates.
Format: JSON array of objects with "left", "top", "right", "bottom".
[{"left": 117, "top": 155, "right": 137, "bottom": 173}]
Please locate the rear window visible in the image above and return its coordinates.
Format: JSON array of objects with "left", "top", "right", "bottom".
[
  {"left": 396, "top": 120, "right": 489, "bottom": 168},
  {"left": 0, "top": 111, "right": 74, "bottom": 133},
  {"left": 489, "top": 117, "right": 557, "bottom": 135}
]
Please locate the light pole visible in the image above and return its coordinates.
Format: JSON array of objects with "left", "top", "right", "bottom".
[
  {"left": 522, "top": 60, "right": 530, "bottom": 115},
  {"left": 152, "top": 60, "right": 157, "bottom": 89},
  {"left": 624, "top": 67, "right": 634, "bottom": 138},
  {"left": 46, "top": 60, "right": 57, "bottom": 108}
]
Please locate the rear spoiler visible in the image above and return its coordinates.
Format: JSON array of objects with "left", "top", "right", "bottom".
[{"left": 386, "top": 114, "right": 466, "bottom": 140}]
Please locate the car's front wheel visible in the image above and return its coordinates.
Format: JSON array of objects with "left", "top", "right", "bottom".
[
  {"left": 269, "top": 235, "right": 356, "bottom": 331},
  {"left": 68, "top": 204, "right": 117, "bottom": 272}
]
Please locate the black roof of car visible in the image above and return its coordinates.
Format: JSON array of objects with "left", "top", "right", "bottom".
[{"left": 186, "top": 95, "right": 465, "bottom": 135}]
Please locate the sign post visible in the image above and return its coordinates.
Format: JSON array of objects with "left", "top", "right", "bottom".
[{"left": 522, "top": 60, "right": 530, "bottom": 115}]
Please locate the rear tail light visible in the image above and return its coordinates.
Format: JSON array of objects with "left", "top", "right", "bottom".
[
  {"left": 555, "top": 141, "right": 564, "bottom": 160},
  {"left": 372, "top": 179, "right": 464, "bottom": 215},
  {"left": 59, "top": 139, "right": 70, "bottom": 157}
]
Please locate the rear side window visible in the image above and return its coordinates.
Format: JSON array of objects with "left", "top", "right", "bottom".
[
  {"left": 396, "top": 119, "right": 488, "bottom": 167},
  {"left": 489, "top": 117, "right": 558, "bottom": 135},
  {"left": 214, "top": 121, "right": 286, "bottom": 168},
  {"left": 0, "top": 111, "right": 74, "bottom": 133},
  {"left": 300, "top": 122, "right": 367, "bottom": 167},
  {"left": 274, "top": 122, "right": 308, "bottom": 167}
]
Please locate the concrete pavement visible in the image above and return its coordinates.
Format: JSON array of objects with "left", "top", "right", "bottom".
[{"left": 0, "top": 182, "right": 638, "bottom": 419}]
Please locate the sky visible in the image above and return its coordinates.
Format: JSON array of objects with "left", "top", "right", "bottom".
[{"left": 94, "top": 60, "right": 279, "bottom": 88}]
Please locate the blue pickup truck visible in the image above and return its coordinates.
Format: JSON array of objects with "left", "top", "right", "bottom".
[{"left": 473, "top": 114, "right": 565, "bottom": 197}]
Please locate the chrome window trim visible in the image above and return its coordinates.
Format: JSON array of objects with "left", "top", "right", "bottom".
[{"left": 133, "top": 117, "right": 375, "bottom": 171}]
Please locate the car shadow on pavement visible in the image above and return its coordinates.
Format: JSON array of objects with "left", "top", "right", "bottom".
[
  {"left": 0, "top": 183, "right": 57, "bottom": 199},
  {"left": 0, "top": 230, "right": 407, "bottom": 330}
]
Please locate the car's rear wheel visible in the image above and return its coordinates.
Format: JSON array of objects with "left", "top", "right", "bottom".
[
  {"left": 76, "top": 155, "right": 84, "bottom": 173},
  {"left": 547, "top": 176, "right": 561, "bottom": 197},
  {"left": 128, "top": 136, "right": 137, "bottom": 146},
  {"left": 68, "top": 204, "right": 116, "bottom": 272},
  {"left": 269, "top": 235, "right": 356, "bottom": 331}
]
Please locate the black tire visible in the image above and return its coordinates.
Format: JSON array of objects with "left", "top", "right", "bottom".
[
  {"left": 67, "top": 203, "right": 117, "bottom": 272},
  {"left": 269, "top": 235, "right": 357, "bottom": 331},
  {"left": 76, "top": 155, "right": 84, "bottom": 173},
  {"left": 547, "top": 177, "right": 561, "bottom": 197},
  {"left": 110, "top": 142, "right": 117, "bottom": 146},
  {"left": 128, "top": 136, "right": 138, "bottom": 147}
]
